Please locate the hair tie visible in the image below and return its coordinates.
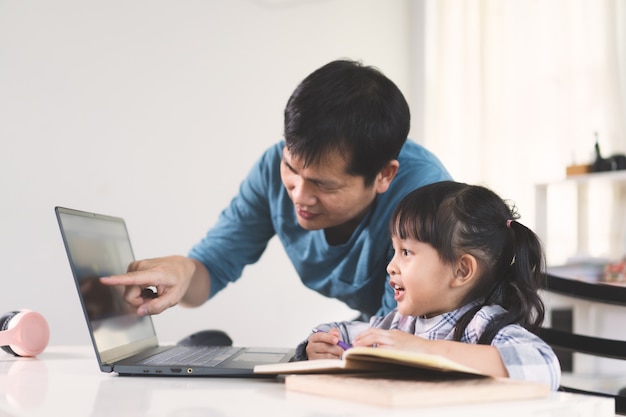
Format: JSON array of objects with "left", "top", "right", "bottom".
[{"left": 506, "top": 219, "right": 513, "bottom": 228}]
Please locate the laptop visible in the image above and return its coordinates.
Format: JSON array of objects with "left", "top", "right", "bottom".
[{"left": 55, "top": 206, "right": 295, "bottom": 376}]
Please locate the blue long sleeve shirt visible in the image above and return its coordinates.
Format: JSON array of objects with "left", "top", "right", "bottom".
[{"left": 188, "top": 139, "right": 451, "bottom": 317}]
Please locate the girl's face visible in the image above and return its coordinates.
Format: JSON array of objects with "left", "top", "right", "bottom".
[{"left": 387, "top": 236, "right": 458, "bottom": 318}]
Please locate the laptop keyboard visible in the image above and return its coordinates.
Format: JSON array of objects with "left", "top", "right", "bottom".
[{"left": 139, "top": 345, "right": 242, "bottom": 367}]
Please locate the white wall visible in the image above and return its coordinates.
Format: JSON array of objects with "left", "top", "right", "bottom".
[{"left": 0, "top": 0, "right": 420, "bottom": 348}]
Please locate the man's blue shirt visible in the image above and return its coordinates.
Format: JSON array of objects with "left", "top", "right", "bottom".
[{"left": 188, "top": 139, "right": 451, "bottom": 317}]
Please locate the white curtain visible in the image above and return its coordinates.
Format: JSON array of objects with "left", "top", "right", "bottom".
[{"left": 422, "top": 0, "right": 626, "bottom": 236}]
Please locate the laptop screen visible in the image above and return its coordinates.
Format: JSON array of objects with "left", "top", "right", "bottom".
[{"left": 56, "top": 207, "right": 157, "bottom": 361}]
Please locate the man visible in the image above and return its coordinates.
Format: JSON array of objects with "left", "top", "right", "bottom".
[{"left": 101, "top": 59, "right": 451, "bottom": 319}]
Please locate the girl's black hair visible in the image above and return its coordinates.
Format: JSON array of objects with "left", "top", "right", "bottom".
[{"left": 390, "top": 181, "right": 546, "bottom": 343}]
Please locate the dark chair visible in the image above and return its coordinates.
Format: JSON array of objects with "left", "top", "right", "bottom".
[{"left": 541, "top": 273, "right": 626, "bottom": 415}]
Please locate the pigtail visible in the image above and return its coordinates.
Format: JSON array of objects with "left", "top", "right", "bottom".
[
  {"left": 506, "top": 220, "right": 546, "bottom": 332},
  {"left": 477, "top": 220, "right": 547, "bottom": 344}
]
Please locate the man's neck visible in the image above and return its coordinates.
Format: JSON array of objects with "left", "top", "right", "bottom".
[{"left": 323, "top": 205, "right": 372, "bottom": 246}]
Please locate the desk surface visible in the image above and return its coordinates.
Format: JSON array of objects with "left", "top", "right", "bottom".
[{"left": 0, "top": 346, "right": 616, "bottom": 417}]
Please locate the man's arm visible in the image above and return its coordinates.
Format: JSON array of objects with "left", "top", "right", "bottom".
[
  {"left": 100, "top": 255, "right": 211, "bottom": 316},
  {"left": 180, "top": 258, "right": 211, "bottom": 307}
]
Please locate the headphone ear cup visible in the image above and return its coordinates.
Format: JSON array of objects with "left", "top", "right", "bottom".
[
  {"left": 0, "top": 309, "right": 50, "bottom": 357},
  {"left": 0, "top": 311, "right": 20, "bottom": 356}
]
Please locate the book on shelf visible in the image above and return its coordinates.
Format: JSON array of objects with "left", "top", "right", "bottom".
[{"left": 255, "top": 347, "right": 551, "bottom": 407}]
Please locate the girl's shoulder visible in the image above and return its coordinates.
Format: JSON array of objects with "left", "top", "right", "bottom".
[
  {"left": 471, "top": 304, "right": 542, "bottom": 344},
  {"left": 473, "top": 304, "right": 507, "bottom": 320},
  {"left": 461, "top": 304, "right": 509, "bottom": 342}
]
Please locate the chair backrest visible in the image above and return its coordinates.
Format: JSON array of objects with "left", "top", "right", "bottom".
[{"left": 541, "top": 273, "right": 626, "bottom": 415}]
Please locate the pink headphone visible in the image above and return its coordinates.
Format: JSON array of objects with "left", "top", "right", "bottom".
[{"left": 0, "top": 309, "right": 49, "bottom": 357}]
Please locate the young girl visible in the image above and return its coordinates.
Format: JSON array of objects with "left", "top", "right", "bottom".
[{"left": 296, "top": 181, "right": 561, "bottom": 390}]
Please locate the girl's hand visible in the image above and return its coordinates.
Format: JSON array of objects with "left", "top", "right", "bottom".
[
  {"left": 352, "top": 328, "right": 430, "bottom": 352},
  {"left": 305, "top": 328, "right": 345, "bottom": 360}
]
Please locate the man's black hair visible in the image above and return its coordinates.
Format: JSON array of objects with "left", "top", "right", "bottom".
[{"left": 284, "top": 59, "right": 410, "bottom": 186}]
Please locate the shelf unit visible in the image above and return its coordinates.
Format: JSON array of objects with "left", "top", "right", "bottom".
[
  {"left": 536, "top": 170, "right": 626, "bottom": 414},
  {"left": 535, "top": 169, "right": 626, "bottom": 265},
  {"left": 543, "top": 272, "right": 626, "bottom": 415}
]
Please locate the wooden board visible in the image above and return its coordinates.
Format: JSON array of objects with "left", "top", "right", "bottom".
[{"left": 285, "top": 372, "right": 551, "bottom": 407}]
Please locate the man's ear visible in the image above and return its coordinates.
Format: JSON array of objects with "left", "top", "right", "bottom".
[
  {"left": 374, "top": 160, "right": 400, "bottom": 194},
  {"left": 451, "top": 254, "right": 479, "bottom": 288}
]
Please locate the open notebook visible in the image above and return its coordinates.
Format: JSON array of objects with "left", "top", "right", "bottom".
[{"left": 55, "top": 206, "right": 295, "bottom": 376}]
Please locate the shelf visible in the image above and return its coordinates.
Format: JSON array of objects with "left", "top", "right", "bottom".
[
  {"left": 537, "top": 170, "right": 626, "bottom": 186},
  {"left": 539, "top": 173, "right": 626, "bottom": 417},
  {"left": 536, "top": 171, "right": 626, "bottom": 265},
  {"left": 546, "top": 273, "right": 626, "bottom": 306}
]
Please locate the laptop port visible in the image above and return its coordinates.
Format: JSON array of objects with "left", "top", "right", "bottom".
[
  {"left": 187, "top": 368, "right": 193, "bottom": 374},
  {"left": 170, "top": 368, "right": 182, "bottom": 373}
]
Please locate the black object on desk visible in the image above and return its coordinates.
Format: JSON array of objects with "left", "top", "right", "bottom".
[{"left": 178, "top": 330, "right": 233, "bottom": 347}]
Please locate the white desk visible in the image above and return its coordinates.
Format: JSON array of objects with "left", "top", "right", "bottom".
[{"left": 0, "top": 346, "right": 616, "bottom": 417}]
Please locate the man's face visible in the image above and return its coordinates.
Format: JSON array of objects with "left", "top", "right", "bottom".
[{"left": 280, "top": 146, "right": 378, "bottom": 233}]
